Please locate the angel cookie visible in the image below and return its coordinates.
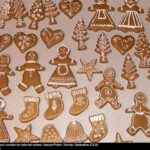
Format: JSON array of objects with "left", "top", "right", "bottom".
[
  {"left": 16, "top": 51, "right": 45, "bottom": 93},
  {"left": 88, "top": 0, "right": 116, "bottom": 32},
  {"left": 95, "top": 68, "right": 124, "bottom": 110},
  {"left": 117, "top": 0, "right": 144, "bottom": 33},
  {"left": 126, "top": 92, "right": 150, "bottom": 137},
  {"left": 0, "top": 54, "right": 15, "bottom": 96},
  {"left": 48, "top": 46, "right": 77, "bottom": 89}
]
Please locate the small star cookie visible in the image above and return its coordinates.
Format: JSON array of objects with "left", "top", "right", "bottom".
[
  {"left": 115, "top": 133, "right": 132, "bottom": 143},
  {"left": 14, "top": 124, "right": 39, "bottom": 143},
  {"left": 77, "top": 59, "right": 102, "bottom": 81}
]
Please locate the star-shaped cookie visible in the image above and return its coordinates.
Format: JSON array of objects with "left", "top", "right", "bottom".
[
  {"left": 77, "top": 59, "right": 102, "bottom": 81},
  {"left": 14, "top": 124, "right": 39, "bottom": 143},
  {"left": 115, "top": 133, "right": 132, "bottom": 143}
]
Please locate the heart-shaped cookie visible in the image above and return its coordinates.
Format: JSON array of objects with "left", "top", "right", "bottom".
[
  {"left": 111, "top": 35, "right": 135, "bottom": 55},
  {"left": 40, "top": 28, "right": 64, "bottom": 49},
  {"left": 0, "top": 34, "right": 13, "bottom": 52},
  {"left": 14, "top": 32, "right": 38, "bottom": 53},
  {"left": 59, "top": 0, "right": 82, "bottom": 19}
]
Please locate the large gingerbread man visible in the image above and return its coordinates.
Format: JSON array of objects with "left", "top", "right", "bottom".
[
  {"left": 0, "top": 54, "right": 15, "bottom": 96},
  {"left": 95, "top": 68, "right": 124, "bottom": 110},
  {"left": 126, "top": 92, "right": 150, "bottom": 137},
  {"left": 16, "top": 51, "right": 45, "bottom": 93}
]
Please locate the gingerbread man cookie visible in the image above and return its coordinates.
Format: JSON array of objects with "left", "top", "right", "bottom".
[
  {"left": 48, "top": 46, "right": 77, "bottom": 89},
  {"left": 117, "top": 0, "right": 144, "bottom": 33},
  {"left": 95, "top": 68, "right": 124, "bottom": 110},
  {"left": 0, "top": 54, "right": 15, "bottom": 96},
  {"left": 14, "top": 124, "right": 39, "bottom": 143},
  {"left": 126, "top": 92, "right": 150, "bottom": 137},
  {"left": 44, "top": 91, "right": 64, "bottom": 120},
  {"left": 16, "top": 51, "right": 45, "bottom": 93},
  {"left": 40, "top": 124, "right": 63, "bottom": 143},
  {"left": 0, "top": 98, "right": 13, "bottom": 143},
  {"left": 88, "top": 0, "right": 116, "bottom": 32}
]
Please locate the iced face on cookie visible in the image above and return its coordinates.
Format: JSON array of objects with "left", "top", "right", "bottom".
[
  {"left": 135, "top": 92, "right": 146, "bottom": 105},
  {"left": 58, "top": 46, "right": 69, "bottom": 58},
  {"left": 25, "top": 51, "right": 38, "bottom": 62},
  {"left": 0, "top": 54, "right": 10, "bottom": 65}
]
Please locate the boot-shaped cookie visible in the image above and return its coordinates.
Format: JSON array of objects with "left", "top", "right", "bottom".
[
  {"left": 40, "top": 124, "right": 63, "bottom": 143},
  {"left": 69, "top": 87, "right": 89, "bottom": 116},
  {"left": 89, "top": 114, "right": 108, "bottom": 143},
  {"left": 19, "top": 97, "right": 40, "bottom": 123},
  {"left": 64, "top": 121, "right": 88, "bottom": 143},
  {"left": 44, "top": 91, "right": 64, "bottom": 120}
]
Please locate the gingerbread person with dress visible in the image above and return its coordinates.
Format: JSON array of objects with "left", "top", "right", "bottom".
[
  {"left": 95, "top": 68, "right": 124, "bottom": 110},
  {"left": 117, "top": 0, "right": 144, "bottom": 33},
  {"left": 47, "top": 45, "right": 77, "bottom": 89},
  {"left": 126, "top": 92, "right": 150, "bottom": 137},
  {"left": 88, "top": 0, "right": 116, "bottom": 32}
]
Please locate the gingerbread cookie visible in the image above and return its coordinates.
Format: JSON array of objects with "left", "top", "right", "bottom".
[
  {"left": 0, "top": 98, "right": 13, "bottom": 143},
  {"left": 40, "top": 124, "right": 63, "bottom": 143},
  {"left": 0, "top": 0, "right": 11, "bottom": 29},
  {"left": 10, "top": 0, "right": 28, "bottom": 28},
  {"left": 14, "top": 32, "right": 38, "bottom": 53},
  {"left": 122, "top": 54, "right": 139, "bottom": 89},
  {"left": 48, "top": 45, "right": 77, "bottom": 89},
  {"left": 72, "top": 19, "right": 88, "bottom": 51},
  {"left": 134, "top": 33, "right": 150, "bottom": 68},
  {"left": 88, "top": 0, "right": 116, "bottom": 32},
  {"left": 0, "top": 54, "right": 15, "bottom": 96},
  {"left": 44, "top": 0, "right": 60, "bottom": 25},
  {"left": 95, "top": 32, "right": 111, "bottom": 63},
  {"left": 115, "top": 133, "right": 133, "bottom": 143},
  {"left": 16, "top": 51, "right": 45, "bottom": 93},
  {"left": 111, "top": 35, "right": 135, "bottom": 55},
  {"left": 126, "top": 92, "right": 150, "bottom": 137},
  {"left": 64, "top": 121, "right": 88, "bottom": 143},
  {"left": 19, "top": 96, "right": 40, "bottom": 123},
  {"left": 44, "top": 91, "right": 64, "bottom": 120},
  {"left": 28, "top": 0, "right": 45, "bottom": 30},
  {"left": 89, "top": 114, "right": 108, "bottom": 143},
  {"left": 0, "top": 34, "right": 13, "bottom": 52},
  {"left": 77, "top": 59, "right": 102, "bottom": 81},
  {"left": 146, "top": 7, "right": 150, "bottom": 22},
  {"left": 59, "top": 0, "right": 82, "bottom": 19},
  {"left": 95, "top": 68, "right": 124, "bottom": 110},
  {"left": 117, "top": 0, "right": 144, "bottom": 33},
  {"left": 69, "top": 87, "right": 89, "bottom": 116},
  {"left": 14, "top": 124, "right": 39, "bottom": 143},
  {"left": 40, "top": 28, "right": 64, "bottom": 49}
]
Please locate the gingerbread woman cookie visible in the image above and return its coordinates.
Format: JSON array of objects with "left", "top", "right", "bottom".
[
  {"left": 40, "top": 124, "right": 63, "bottom": 143},
  {"left": 48, "top": 46, "right": 77, "bottom": 89},
  {"left": 95, "top": 68, "right": 124, "bottom": 110},
  {"left": 16, "top": 51, "right": 45, "bottom": 93},
  {"left": 88, "top": 0, "right": 116, "bottom": 32},
  {"left": 0, "top": 98, "right": 13, "bottom": 143},
  {"left": 0, "top": 54, "right": 15, "bottom": 96},
  {"left": 117, "top": 0, "right": 144, "bottom": 33},
  {"left": 126, "top": 92, "right": 150, "bottom": 137}
]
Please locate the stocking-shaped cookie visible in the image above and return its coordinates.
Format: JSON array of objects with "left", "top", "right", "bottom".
[
  {"left": 89, "top": 114, "right": 108, "bottom": 143},
  {"left": 19, "top": 97, "right": 40, "bottom": 123},
  {"left": 40, "top": 124, "right": 63, "bottom": 143},
  {"left": 0, "top": 98, "right": 13, "bottom": 143},
  {"left": 16, "top": 51, "right": 45, "bottom": 94},
  {"left": 0, "top": 0, "right": 11, "bottom": 29},
  {"left": 28, "top": 0, "right": 45, "bottom": 30},
  {"left": 0, "top": 54, "right": 15, "bottom": 96},
  {"left": 48, "top": 45, "right": 77, "bottom": 89},
  {"left": 126, "top": 92, "right": 150, "bottom": 137},
  {"left": 95, "top": 68, "right": 124, "bottom": 110},
  {"left": 44, "top": 91, "right": 64, "bottom": 120},
  {"left": 69, "top": 87, "right": 89, "bottom": 116},
  {"left": 88, "top": 0, "right": 116, "bottom": 32},
  {"left": 64, "top": 121, "right": 88, "bottom": 143},
  {"left": 117, "top": 0, "right": 144, "bottom": 33}
]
